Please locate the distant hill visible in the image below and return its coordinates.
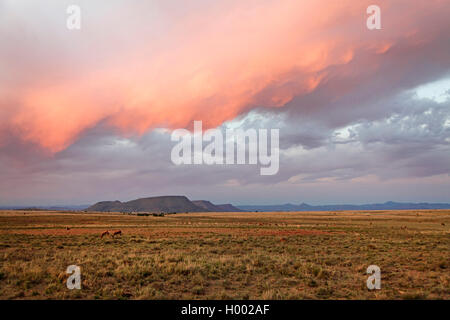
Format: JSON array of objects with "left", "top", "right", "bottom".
[
  {"left": 216, "top": 204, "right": 244, "bottom": 212},
  {"left": 0, "top": 205, "right": 89, "bottom": 211},
  {"left": 237, "top": 201, "right": 450, "bottom": 212},
  {"left": 88, "top": 196, "right": 244, "bottom": 213},
  {"left": 192, "top": 200, "right": 244, "bottom": 212},
  {"left": 192, "top": 200, "right": 220, "bottom": 211}
]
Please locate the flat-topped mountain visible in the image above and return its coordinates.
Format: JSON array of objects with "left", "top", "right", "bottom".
[{"left": 88, "top": 196, "right": 243, "bottom": 213}]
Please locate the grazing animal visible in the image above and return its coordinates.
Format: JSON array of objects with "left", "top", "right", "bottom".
[
  {"left": 442, "top": 223, "right": 446, "bottom": 226},
  {"left": 66, "top": 227, "right": 71, "bottom": 231},
  {"left": 112, "top": 230, "right": 122, "bottom": 237},
  {"left": 100, "top": 230, "right": 110, "bottom": 238}
]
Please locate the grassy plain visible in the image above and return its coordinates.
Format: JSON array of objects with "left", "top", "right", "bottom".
[{"left": 0, "top": 210, "right": 448, "bottom": 299}]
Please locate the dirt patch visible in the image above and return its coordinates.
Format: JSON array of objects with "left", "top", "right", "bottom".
[{"left": 250, "top": 229, "right": 340, "bottom": 236}]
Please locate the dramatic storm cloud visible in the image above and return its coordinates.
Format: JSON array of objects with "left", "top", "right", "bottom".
[{"left": 0, "top": 0, "right": 449, "bottom": 205}]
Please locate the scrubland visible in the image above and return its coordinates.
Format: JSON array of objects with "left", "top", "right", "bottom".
[{"left": 0, "top": 210, "right": 448, "bottom": 299}]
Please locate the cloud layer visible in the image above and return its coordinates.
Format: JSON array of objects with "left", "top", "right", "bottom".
[{"left": 0, "top": 0, "right": 449, "bottom": 205}]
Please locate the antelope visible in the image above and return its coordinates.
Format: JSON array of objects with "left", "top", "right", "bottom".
[
  {"left": 112, "top": 230, "right": 122, "bottom": 237},
  {"left": 100, "top": 230, "right": 110, "bottom": 238}
]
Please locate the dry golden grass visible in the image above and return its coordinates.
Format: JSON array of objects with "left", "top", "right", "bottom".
[{"left": 0, "top": 209, "right": 448, "bottom": 299}]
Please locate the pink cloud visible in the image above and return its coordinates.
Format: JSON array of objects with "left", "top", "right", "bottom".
[{"left": 1, "top": 0, "right": 449, "bottom": 152}]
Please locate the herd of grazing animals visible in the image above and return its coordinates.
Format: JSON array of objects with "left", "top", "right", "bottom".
[
  {"left": 64, "top": 228, "right": 123, "bottom": 238},
  {"left": 63, "top": 211, "right": 166, "bottom": 238}
]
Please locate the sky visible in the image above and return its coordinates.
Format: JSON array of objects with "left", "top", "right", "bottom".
[{"left": 0, "top": 0, "right": 449, "bottom": 206}]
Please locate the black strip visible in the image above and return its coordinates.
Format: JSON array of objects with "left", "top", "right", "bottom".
[{"left": 1, "top": 300, "right": 447, "bottom": 319}]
